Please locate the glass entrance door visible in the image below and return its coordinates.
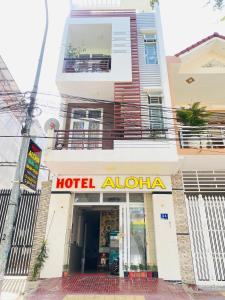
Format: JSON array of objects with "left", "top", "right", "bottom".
[
  {"left": 119, "top": 204, "right": 128, "bottom": 277},
  {"left": 119, "top": 202, "right": 146, "bottom": 276}
]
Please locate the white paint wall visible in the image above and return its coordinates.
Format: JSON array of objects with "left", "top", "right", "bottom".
[
  {"left": 40, "top": 193, "right": 72, "bottom": 278},
  {"left": 152, "top": 193, "right": 181, "bottom": 281}
]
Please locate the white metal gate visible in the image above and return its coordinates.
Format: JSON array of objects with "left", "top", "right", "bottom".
[{"left": 186, "top": 193, "right": 225, "bottom": 285}]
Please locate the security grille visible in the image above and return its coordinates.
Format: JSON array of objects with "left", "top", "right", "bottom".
[
  {"left": 183, "top": 171, "right": 225, "bottom": 192},
  {"left": 0, "top": 189, "right": 40, "bottom": 276},
  {"left": 183, "top": 171, "right": 225, "bottom": 285},
  {"left": 0, "top": 189, "right": 11, "bottom": 241}
]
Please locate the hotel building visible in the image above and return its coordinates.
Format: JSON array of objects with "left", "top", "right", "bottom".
[{"left": 28, "top": 0, "right": 225, "bottom": 287}]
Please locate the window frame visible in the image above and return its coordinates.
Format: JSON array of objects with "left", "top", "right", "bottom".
[{"left": 144, "top": 34, "right": 158, "bottom": 65}]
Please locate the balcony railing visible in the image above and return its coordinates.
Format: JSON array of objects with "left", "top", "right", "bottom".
[
  {"left": 63, "top": 55, "right": 111, "bottom": 73},
  {"left": 179, "top": 126, "right": 225, "bottom": 149},
  {"left": 54, "top": 128, "right": 167, "bottom": 150}
]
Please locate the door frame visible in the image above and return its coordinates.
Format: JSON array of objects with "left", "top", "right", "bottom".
[{"left": 72, "top": 193, "right": 146, "bottom": 277}]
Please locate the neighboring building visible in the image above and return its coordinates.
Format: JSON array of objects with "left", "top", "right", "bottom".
[
  {"left": 167, "top": 32, "right": 225, "bottom": 286},
  {"left": 0, "top": 56, "right": 48, "bottom": 188},
  {"left": 40, "top": 0, "right": 182, "bottom": 281}
]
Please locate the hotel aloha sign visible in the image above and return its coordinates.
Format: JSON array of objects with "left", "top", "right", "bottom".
[{"left": 55, "top": 176, "right": 169, "bottom": 192}]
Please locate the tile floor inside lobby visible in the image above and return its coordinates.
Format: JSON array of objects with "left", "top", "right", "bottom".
[{"left": 25, "top": 274, "right": 225, "bottom": 300}]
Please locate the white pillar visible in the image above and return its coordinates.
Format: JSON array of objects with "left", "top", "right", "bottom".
[
  {"left": 40, "top": 193, "right": 72, "bottom": 278},
  {"left": 152, "top": 193, "right": 181, "bottom": 281}
]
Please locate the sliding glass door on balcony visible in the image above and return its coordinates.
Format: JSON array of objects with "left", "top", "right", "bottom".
[{"left": 70, "top": 109, "right": 103, "bottom": 149}]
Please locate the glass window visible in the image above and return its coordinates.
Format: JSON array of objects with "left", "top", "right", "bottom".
[
  {"left": 74, "top": 193, "right": 100, "bottom": 203},
  {"left": 103, "top": 193, "right": 126, "bottom": 202},
  {"left": 130, "top": 207, "right": 147, "bottom": 266},
  {"left": 149, "top": 106, "right": 164, "bottom": 130},
  {"left": 88, "top": 110, "right": 102, "bottom": 119},
  {"left": 73, "top": 110, "right": 86, "bottom": 119},
  {"left": 129, "top": 193, "right": 144, "bottom": 203},
  {"left": 145, "top": 43, "right": 158, "bottom": 65},
  {"left": 148, "top": 96, "right": 164, "bottom": 131}
]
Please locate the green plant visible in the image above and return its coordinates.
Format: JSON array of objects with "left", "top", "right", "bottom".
[
  {"left": 32, "top": 240, "right": 48, "bottom": 281},
  {"left": 150, "top": 0, "right": 158, "bottom": 9},
  {"left": 147, "top": 264, "right": 151, "bottom": 271},
  {"left": 63, "top": 264, "right": 69, "bottom": 272},
  {"left": 176, "top": 102, "right": 211, "bottom": 126},
  {"left": 130, "top": 264, "right": 138, "bottom": 271},
  {"left": 66, "top": 44, "right": 86, "bottom": 58},
  {"left": 139, "top": 263, "right": 145, "bottom": 271},
  {"left": 150, "top": 265, "right": 158, "bottom": 272},
  {"left": 124, "top": 263, "right": 128, "bottom": 272}
]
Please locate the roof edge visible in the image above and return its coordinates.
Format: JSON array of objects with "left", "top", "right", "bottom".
[{"left": 175, "top": 32, "right": 225, "bottom": 57}]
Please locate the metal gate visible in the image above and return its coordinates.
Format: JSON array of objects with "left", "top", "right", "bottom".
[
  {"left": 0, "top": 189, "right": 40, "bottom": 275},
  {"left": 186, "top": 193, "right": 225, "bottom": 286}
]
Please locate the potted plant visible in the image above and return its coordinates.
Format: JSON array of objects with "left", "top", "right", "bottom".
[
  {"left": 176, "top": 102, "right": 211, "bottom": 148},
  {"left": 129, "top": 264, "right": 137, "bottom": 278},
  {"left": 151, "top": 265, "right": 158, "bottom": 278},
  {"left": 146, "top": 264, "right": 152, "bottom": 278},
  {"left": 63, "top": 264, "right": 69, "bottom": 277},
  {"left": 123, "top": 263, "right": 129, "bottom": 278},
  {"left": 139, "top": 263, "right": 147, "bottom": 278},
  {"left": 66, "top": 44, "right": 86, "bottom": 58}
]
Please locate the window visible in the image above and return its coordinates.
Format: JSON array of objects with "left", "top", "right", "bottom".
[
  {"left": 103, "top": 193, "right": 126, "bottom": 203},
  {"left": 129, "top": 193, "right": 144, "bottom": 203},
  {"left": 144, "top": 34, "right": 158, "bottom": 65},
  {"left": 74, "top": 193, "right": 100, "bottom": 203},
  {"left": 70, "top": 108, "right": 103, "bottom": 149},
  {"left": 148, "top": 95, "right": 164, "bottom": 134}
]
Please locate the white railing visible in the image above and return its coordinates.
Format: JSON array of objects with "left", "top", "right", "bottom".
[{"left": 179, "top": 126, "right": 225, "bottom": 149}]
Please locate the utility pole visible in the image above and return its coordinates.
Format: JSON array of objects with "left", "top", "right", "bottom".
[{"left": 0, "top": 0, "right": 48, "bottom": 290}]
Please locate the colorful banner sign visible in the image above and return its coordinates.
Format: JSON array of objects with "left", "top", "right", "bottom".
[{"left": 22, "top": 139, "right": 42, "bottom": 191}]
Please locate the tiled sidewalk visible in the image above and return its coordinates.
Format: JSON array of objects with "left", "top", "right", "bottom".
[{"left": 25, "top": 274, "right": 225, "bottom": 300}]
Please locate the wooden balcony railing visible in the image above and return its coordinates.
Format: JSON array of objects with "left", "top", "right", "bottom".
[
  {"left": 54, "top": 128, "right": 167, "bottom": 150},
  {"left": 63, "top": 55, "right": 111, "bottom": 73},
  {"left": 179, "top": 126, "right": 225, "bottom": 149}
]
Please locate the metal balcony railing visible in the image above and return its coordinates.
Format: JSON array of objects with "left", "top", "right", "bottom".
[
  {"left": 54, "top": 128, "right": 167, "bottom": 150},
  {"left": 63, "top": 55, "right": 111, "bottom": 73},
  {"left": 179, "top": 126, "right": 225, "bottom": 149}
]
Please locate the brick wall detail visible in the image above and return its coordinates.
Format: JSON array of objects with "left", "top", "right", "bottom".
[
  {"left": 172, "top": 172, "right": 195, "bottom": 284},
  {"left": 28, "top": 181, "right": 52, "bottom": 280}
]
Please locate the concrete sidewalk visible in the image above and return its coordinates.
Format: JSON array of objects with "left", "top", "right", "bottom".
[{"left": 0, "top": 276, "right": 27, "bottom": 300}]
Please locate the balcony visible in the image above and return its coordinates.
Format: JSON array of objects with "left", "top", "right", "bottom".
[
  {"left": 63, "top": 55, "right": 111, "bottom": 73},
  {"left": 179, "top": 126, "right": 225, "bottom": 149},
  {"left": 54, "top": 128, "right": 168, "bottom": 150},
  {"left": 56, "top": 20, "right": 132, "bottom": 100},
  {"left": 44, "top": 127, "right": 179, "bottom": 176}
]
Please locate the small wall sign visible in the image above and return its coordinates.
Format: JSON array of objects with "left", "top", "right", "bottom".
[{"left": 161, "top": 213, "right": 168, "bottom": 220}]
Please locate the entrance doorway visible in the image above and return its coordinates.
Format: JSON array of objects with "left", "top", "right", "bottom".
[{"left": 69, "top": 206, "right": 119, "bottom": 274}]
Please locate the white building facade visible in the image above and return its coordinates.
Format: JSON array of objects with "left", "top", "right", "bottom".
[{"left": 41, "top": 0, "right": 182, "bottom": 282}]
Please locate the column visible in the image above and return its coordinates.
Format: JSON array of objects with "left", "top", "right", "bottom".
[
  {"left": 40, "top": 193, "right": 72, "bottom": 278},
  {"left": 152, "top": 192, "right": 181, "bottom": 281}
]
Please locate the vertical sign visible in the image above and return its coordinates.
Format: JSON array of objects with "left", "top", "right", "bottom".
[{"left": 22, "top": 139, "right": 42, "bottom": 191}]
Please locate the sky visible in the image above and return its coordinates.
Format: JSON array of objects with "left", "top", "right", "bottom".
[{"left": 0, "top": 0, "right": 224, "bottom": 125}]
